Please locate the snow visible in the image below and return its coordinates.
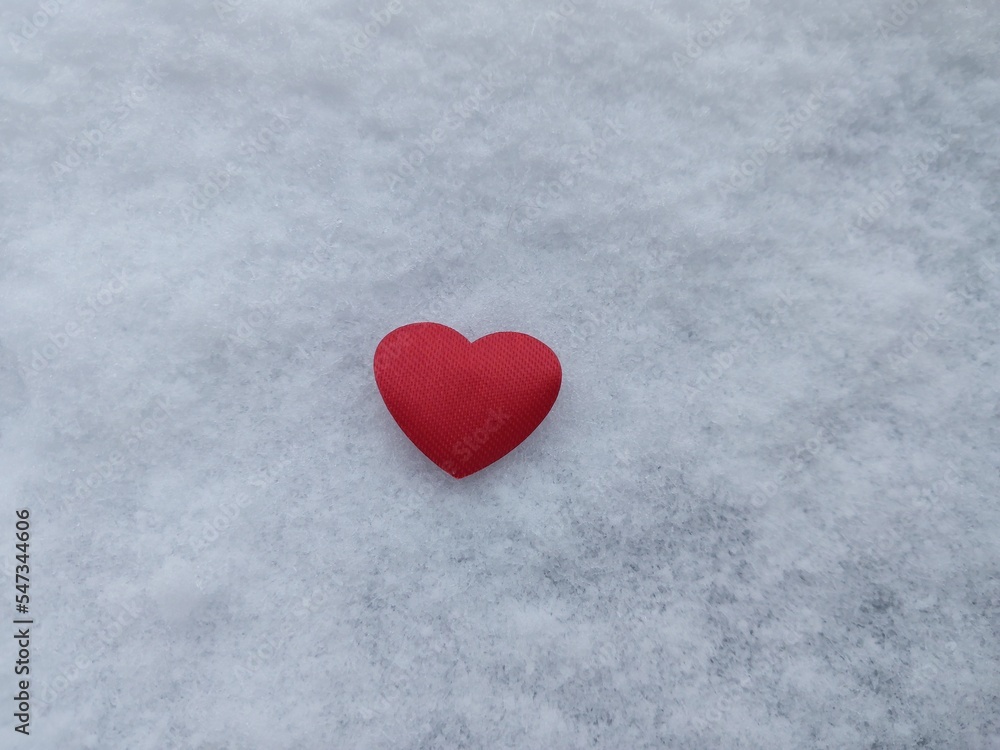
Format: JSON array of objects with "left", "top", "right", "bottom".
[{"left": 2, "top": 0, "right": 999, "bottom": 747}]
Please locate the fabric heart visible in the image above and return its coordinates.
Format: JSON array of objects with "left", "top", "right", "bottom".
[{"left": 373, "top": 323, "right": 562, "bottom": 478}]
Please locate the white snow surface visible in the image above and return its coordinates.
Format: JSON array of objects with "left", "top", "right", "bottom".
[{"left": 2, "top": 0, "right": 999, "bottom": 747}]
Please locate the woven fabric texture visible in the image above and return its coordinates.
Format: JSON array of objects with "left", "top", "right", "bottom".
[{"left": 374, "top": 323, "right": 562, "bottom": 478}]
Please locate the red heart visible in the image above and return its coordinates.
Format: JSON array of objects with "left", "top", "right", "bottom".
[{"left": 373, "top": 323, "right": 562, "bottom": 478}]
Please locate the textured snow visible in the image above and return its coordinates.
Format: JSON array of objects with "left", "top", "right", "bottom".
[{"left": 1, "top": 0, "right": 999, "bottom": 747}]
